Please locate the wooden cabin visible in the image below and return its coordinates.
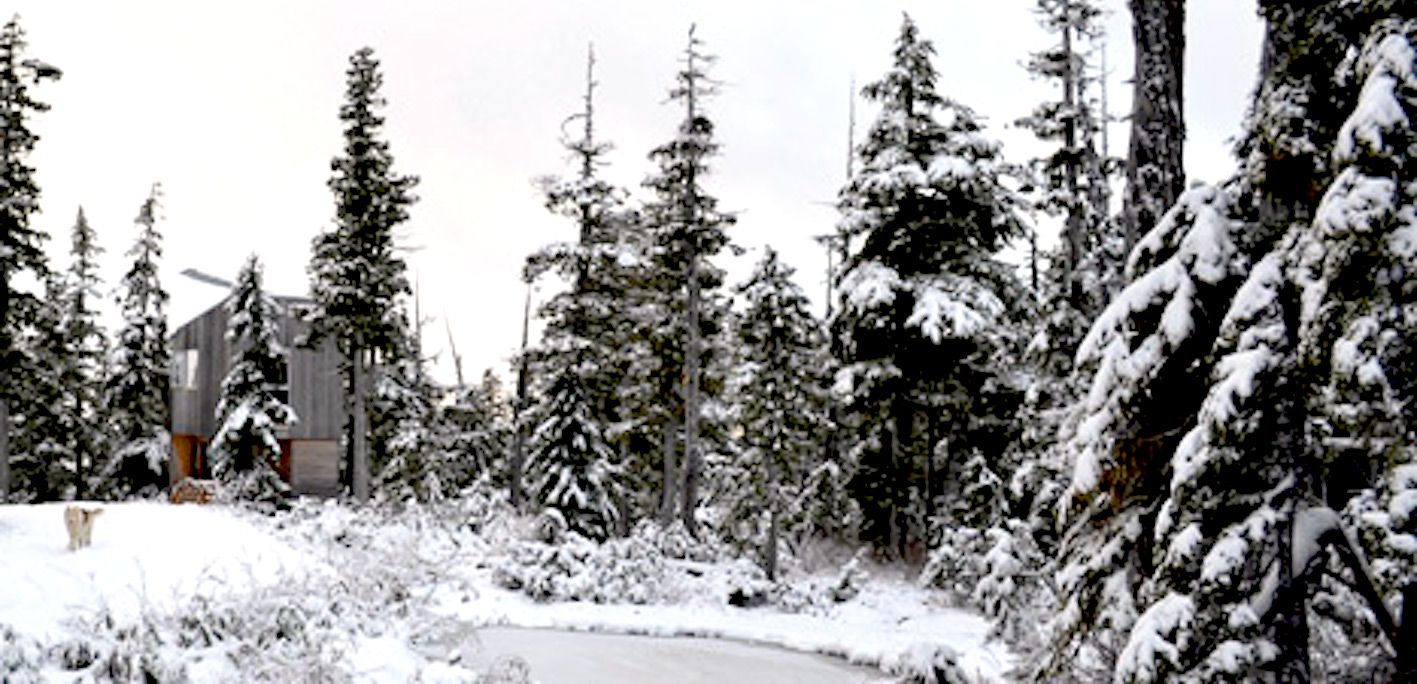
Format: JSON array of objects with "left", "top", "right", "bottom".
[{"left": 168, "top": 293, "right": 344, "bottom": 497}]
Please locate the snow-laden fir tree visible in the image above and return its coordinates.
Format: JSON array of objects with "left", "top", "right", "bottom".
[
  {"left": 0, "top": 16, "right": 60, "bottom": 501},
  {"left": 60, "top": 208, "right": 107, "bottom": 499},
  {"left": 10, "top": 210, "right": 106, "bottom": 502},
  {"left": 832, "top": 14, "right": 1028, "bottom": 555},
  {"left": 639, "top": 25, "right": 738, "bottom": 534},
  {"left": 306, "top": 46, "right": 418, "bottom": 503},
  {"left": 210, "top": 255, "right": 295, "bottom": 504},
  {"left": 102, "top": 185, "right": 171, "bottom": 499},
  {"left": 8, "top": 272, "right": 69, "bottom": 501},
  {"left": 1045, "top": 3, "right": 1417, "bottom": 681},
  {"left": 522, "top": 45, "right": 633, "bottom": 537},
  {"left": 442, "top": 369, "right": 512, "bottom": 491},
  {"left": 1016, "top": 0, "right": 1115, "bottom": 364},
  {"left": 722, "top": 248, "right": 832, "bottom": 579},
  {"left": 371, "top": 311, "right": 450, "bottom": 504},
  {"left": 1114, "top": 12, "right": 1417, "bottom": 681}
]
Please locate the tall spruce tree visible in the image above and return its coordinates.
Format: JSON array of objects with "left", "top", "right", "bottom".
[
  {"left": 306, "top": 46, "right": 418, "bottom": 503},
  {"left": 0, "top": 15, "right": 60, "bottom": 501},
  {"left": 523, "top": 45, "right": 630, "bottom": 537},
  {"left": 61, "top": 208, "right": 106, "bottom": 499},
  {"left": 724, "top": 248, "right": 832, "bottom": 579},
  {"left": 210, "top": 255, "right": 295, "bottom": 504},
  {"left": 832, "top": 14, "right": 1027, "bottom": 555},
  {"left": 1016, "top": 0, "right": 1114, "bottom": 373},
  {"left": 103, "top": 185, "right": 171, "bottom": 499},
  {"left": 9, "top": 273, "right": 68, "bottom": 501},
  {"left": 641, "top": 25, "right": 737, "bottom": 534}
]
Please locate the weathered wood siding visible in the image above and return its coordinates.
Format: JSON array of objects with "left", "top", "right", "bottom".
[
  {"left": 290, "top": 440, "right": 340, "bottom": 496},
  {"left": 169, "top": 298, "right": 344, "bottom": 440}
]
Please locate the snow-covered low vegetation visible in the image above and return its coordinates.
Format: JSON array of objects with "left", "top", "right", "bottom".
[{"left": 0, "top": 497, "right": 1008, "bottom": 683}]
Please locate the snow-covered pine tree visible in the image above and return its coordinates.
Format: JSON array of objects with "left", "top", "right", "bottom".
[
  {"left": 522, "top": 45, "right": 632, "bottom": 537},
  {"left": 102, "top": 185, "right": 171, "bottom": 499},
  {"left": 832, "top": 14, "right": 1027, "bottom": 555},
  {"left": 371, "top": 310, "right": 449, "bottom": 504},
  {"left": 1122, "top": 0, "right": 1185, "bottom": 257},
  {"left": 306, "top": 46, "right": 418, "bottom": 503},
  {"left": 0, "top": 16, "right": 60, "bottom": 502},
  {"left": 1046, "top": 3, "right": 1417, "bottom": 681},
  {"left": 60, "top": 208, "right": 106, "bottom": 499},
  {"left": 210, "top": 255, "right": 295, "bottom": 504},
  {"left": 1017, "top": 0, "right": 1114, "bottom": 364},
  {"left": 8, "top": 272, "right": 68, "bottom": 501},
  {"left": 442, "top": 369, "right": 512, "bottom": 491},
  {"left": 723, "top": 248, "right": 832, "bottom": 579},
  {"left": 1114, "top": 10, "right": 1417, "bottom": 681},
  {"left": 640, "top": 25, "right": 738, "bottom": 535}
]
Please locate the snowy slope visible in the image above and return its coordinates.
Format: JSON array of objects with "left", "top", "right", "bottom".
[{"left": 0, "top": 502, "right": 326, "bottom": 642}]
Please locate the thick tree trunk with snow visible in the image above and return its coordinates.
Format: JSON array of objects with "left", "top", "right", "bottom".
[{"left": 1123, "top": 0, "right": 1186, "bottom": 256}]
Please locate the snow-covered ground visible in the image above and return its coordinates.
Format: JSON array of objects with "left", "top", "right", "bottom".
[
  {"left": 0, "top": 500, "right": 1011, "bottom": 683},
  {"left": 0, "top": 502, "right": 323, "bottom": 641}
]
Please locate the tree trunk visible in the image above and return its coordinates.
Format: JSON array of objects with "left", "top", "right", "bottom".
[
  {"left": 0, "top": 397, "right": 9, "bottom": 503},
  {"left": 74, "top": 391, "right": 85, "bottom": 499},
  {"left": 1123, "top": 0, "right": 1186, "bottom": 257},
  {"left": 887, "top": 402, "right": 902, "bottom": 559},
  {"left": 766, "top": 504, "right": 780, "bottom": 582},
  {"left": 681, "top": 258, "right": 702, "bottom": 536},
  {"left": 660, "top": 414, "right": 678, "bottom": 525},
  {"left": 351, "top": 347, "right": 370, "bottom": 503},
  {"left": 1396, "top": 583, "right": 1416, "bottom": 682},
  {"left": 1061, "top": 3, "right": 1086, "bottom": 309}
]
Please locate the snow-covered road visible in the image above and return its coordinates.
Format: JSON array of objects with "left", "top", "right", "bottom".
[{"left": 475, "top": 627, "right": 887, "bottom": 684}]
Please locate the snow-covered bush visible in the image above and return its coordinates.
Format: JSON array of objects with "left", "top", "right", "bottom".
[
  {"left": 919, "top": 525, "right": 989, "bottom": 606},
  {"left": 883, "top": 643, "right": 977, "bottom": 684},
  {"left": 492, "top": 520, "right": 672, "bottom": 605},
  {"left": 0, "top": 625, "right": 42, "bottom": 683}
]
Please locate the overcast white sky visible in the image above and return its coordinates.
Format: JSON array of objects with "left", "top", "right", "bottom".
[{"left": 13, "top": 1, "right": 1262, "bottom": 386}]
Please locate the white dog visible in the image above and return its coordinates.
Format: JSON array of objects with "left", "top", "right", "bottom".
[{"left": 64, "top": 505, "right": 104, "bottom": 551}]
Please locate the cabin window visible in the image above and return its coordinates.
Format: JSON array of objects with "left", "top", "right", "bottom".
[{"left": 171, "top": 349, "right": 198, "bottom": 390}]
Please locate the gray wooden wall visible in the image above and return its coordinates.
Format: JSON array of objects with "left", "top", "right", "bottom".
[{"left": 169, "top": 297, "right": 345, "bottom": 440}]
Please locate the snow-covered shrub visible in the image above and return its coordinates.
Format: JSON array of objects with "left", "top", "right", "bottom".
[
  {"left": 883, "top": 643, "right": 977, "bottom": 684},
  {"left": 0, "top": 625, "right": 42, "bottom": 683},
  {"left": 919, "top": 525, "right": 989, "bottom": 606},
  {"left": 492, "top": 522, "right": 671, "bottom": 604},
  {"left": 972, "top": 520, "right": 1050, "bottom": 653}
]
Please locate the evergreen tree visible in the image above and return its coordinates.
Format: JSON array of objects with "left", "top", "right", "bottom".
[
  {"left": 832, "top": 14, "right": 1027, "bottom": 555},
  {"left": 60, "top": 208, "right": 106, "bottom": 499},
  {"left": 640, "top": 25, "right": 737, "bottom": 534},
  {"left": 443, "top": 369, "right": 512, "bottom": 490},
  {"left": 102, "top": 185, "right": 171, "bottom": 499},
  {"left": 0, "top": 15, "right": 60, "bottom": 501},
  {"left": 371, "top": 311, "right": 449, "bottom": 503},
  {"left": 1115, "top": 11, "right": 1417, "bottom": 681},
  {"left": 8, "top": 272, "right": 68, "bottom": 501},
  {"left": 1017, "top": 0, "right": 1114, "bottom": 361},
  {"left": 306, "top": 46, "right": 419, "bottom": 503},
  {"left": 1046, "top": 4, "right": 1417, "bottom": 680},
  {"left": 723, "top": 248, "right": 832, "bottom": 579},
  {"left": 523, "top": 45, "right": 632, "bottom": 536},
  {"left": 210, "top": 255, "right": 295, "bottom": 504}
]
